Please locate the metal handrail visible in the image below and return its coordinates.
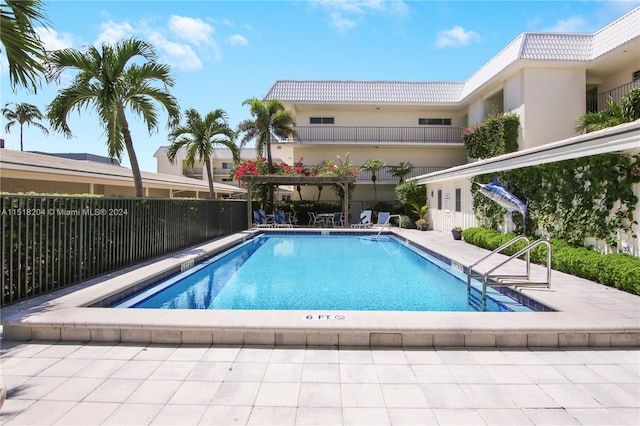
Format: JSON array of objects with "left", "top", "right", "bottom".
[
  {"left": 374, "top": 214, "right": 402, "bottom": 239},
  {"left": 466, "top": 235, "right": 530, "bottom": 292},
  {"left": 480, "top": 239, "right": 552, "bottom": 309}
]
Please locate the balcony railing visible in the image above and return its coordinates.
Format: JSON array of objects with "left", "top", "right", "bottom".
[
  {"left": 183, "top": 168, "right": 203, "bottom": 179},
  {"left": 587, "top": 80, "right": 640, "bottom": 113},
  {"left": 357, "top": 165, "right": 448, "bottom": 183},
  {"left": 293, "top": 126, "right": 463, "bottom": 144}
]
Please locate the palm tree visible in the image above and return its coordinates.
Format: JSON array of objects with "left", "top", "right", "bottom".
[
  {"left": 2, "top": 102, "right": 49, "bottom": 150},
  {"left": 389, "top": 161, "right": 413, "bottom": 183},
  {"left": 574, "top": 97, "right": 627, "bottom": 134},
  {"left": 167, "top": 108, "right": 239, "bottom": 199},
  {"left": 237, "top": 98, "right": 297, "bottom": 210},
  {"left": 0, "top": 0, "right": 49, "bottom": 93},
  {"left": 237, "top": 98, "right": 297, "bottom": 170},
  {"left": 360, "top": 159, "right": 386, "bottom": 201},
  {"left": 46, "top": 38, "right": 180, "bottom": 197}
]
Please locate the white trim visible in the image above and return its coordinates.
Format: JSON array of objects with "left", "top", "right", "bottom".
[{"left": 413, "top": 120, "right": 640, "bottom": 184}]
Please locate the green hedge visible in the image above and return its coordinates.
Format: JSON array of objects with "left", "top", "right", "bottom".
[{"left": 462, "top": 227, "right": 640, "bottom": 296}]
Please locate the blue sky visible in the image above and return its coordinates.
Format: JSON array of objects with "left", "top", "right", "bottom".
[{"left": 2, "top": 0, "right": 639, "bottom": 173}]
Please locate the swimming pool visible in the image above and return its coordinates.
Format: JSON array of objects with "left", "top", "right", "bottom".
[{"left": 114, "top": 233, "right": 536, "bottom": 312}]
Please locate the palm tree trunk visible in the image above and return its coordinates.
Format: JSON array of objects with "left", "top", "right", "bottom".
[
  {"left": 205, "top": 159, "right": 215, "bottom": 199},
  {"left": 372, "top": 174, "right": 377, "bottom": 201},
  {"left": 19, "top": 124, "right": 24, "bottom": 151},
  {"left": 266, "top": 137, "right": 274, "bottom": 212},
  {"left": 122, "top": 126, "right": 144, "bottom": 197}
]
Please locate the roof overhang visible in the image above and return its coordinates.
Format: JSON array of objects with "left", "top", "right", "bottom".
[
  {"left": 411, "top": 120, "right": 640, "bottom": 184},
  {"left": 0, "top": 150, "right": 246, "bottom": 195}
]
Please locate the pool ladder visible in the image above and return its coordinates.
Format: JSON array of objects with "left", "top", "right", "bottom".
[
  {"left": 466, "top": 235, "right": 552, "bottom": 310},
  {"left": 373, "top": 214, "right": 402, "bottom": 239}
]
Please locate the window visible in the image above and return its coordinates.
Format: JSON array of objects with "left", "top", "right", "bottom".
[
  {"left": 455, "top": 188, "right": 462, "bottom": 212},
  {"left": 310, "top": 117, "right": 335, "bottom": 124},
  {"left": 221, "top": 162, "right": 233, "bottom": 169},
  {"left": 437, "top": 189, "right": 442, "bottom": 210},
  {"left": 418, "top": 118, "right": 451, "bottom": 125},
  {"left": 633, "top": 70, "right": 640, "bottom": 82}
]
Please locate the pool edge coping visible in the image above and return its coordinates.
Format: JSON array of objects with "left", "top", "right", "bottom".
[{"left": 2, "top": 228, "right": 639, "bottom": 348}]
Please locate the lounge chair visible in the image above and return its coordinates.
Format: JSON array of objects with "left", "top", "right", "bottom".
[
  {"left": 274, "top": 210, "right": 293, "bottom": 228},
  {"left": 351, "top": 209, "right": 372, "bottom": 228},
  {"left": 253, "top": 210, "right": 273, "bottom": 228},
  {"left": 373, "top": 211, "right": 391, "bottom": 227}
]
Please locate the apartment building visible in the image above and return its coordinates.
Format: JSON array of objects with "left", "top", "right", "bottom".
[
  {"left": 261, "top": 6, "right": 639, "bottom": 235},
  {"left": 155, "top": 7, "right": 639, "bottom": 244}
]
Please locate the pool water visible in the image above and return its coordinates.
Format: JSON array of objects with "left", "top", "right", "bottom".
[{"left": 114, "top": 233, "right": 534, "bottom": 312}]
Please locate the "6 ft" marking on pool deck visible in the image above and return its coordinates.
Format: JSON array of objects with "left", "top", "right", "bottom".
[{"left": 304, "top": 314, "right": 346, "bottom": 320}]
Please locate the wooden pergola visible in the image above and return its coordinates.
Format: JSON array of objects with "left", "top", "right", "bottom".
[{"left": 239, "top": 175, "right": 356, "bottom": 229}]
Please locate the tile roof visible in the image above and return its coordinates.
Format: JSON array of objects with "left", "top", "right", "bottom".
[
  {"left": 264, "top": 81, "right": 464, "bottom": 103},
  {"left": 519, "top": 33, "right": 592, "bottom": 61}
]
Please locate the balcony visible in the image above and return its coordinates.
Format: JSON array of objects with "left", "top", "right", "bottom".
[
  {"left": 587, "top": 80, "right": 640, "bottom": 113},
  {"left": 357, "top": 165, "right": 448, "bottom": 183},
  {"left": 293, "top": 126, "right": 463, "bottom": 144},
  {"left": 183, "top": 168, "right": 203, "bottom": 179}
]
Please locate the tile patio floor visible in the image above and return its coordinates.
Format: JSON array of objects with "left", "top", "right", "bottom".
[
  {"left": 1, "top": 341, "right": 639, "bottom": 425},
  {"left": 1, "top": 229, "right": 639, "bottom": 424}
]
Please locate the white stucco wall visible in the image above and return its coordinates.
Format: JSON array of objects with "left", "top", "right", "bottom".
[
  {"left": 595, "top": 64, "right": 640, "bottom": 92},
  {"left": 425, "top": 179, "right": 478, "bottom": 233},
  {"left": 520, "top": 68, "right": 585, "bottom": 149},
  {"left": 155, "top": 147, "right": 183, "bottom": 177}
]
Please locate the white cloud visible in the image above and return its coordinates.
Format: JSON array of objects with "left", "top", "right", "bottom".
[
  {"left": 148, "top": 32, "right": 202, "bottom": 71},
  {"left": 35, "top": 27, "right": 74, "bottom": 51},
  {"left": 435, "top": 25, "right": 481, "bottom": 48},
  {"left": 331, "top": 12, "right": 357, "bottom": 32},
  {"left": 168, "top": 15, "right": 214, "bottom": 46},
  {"left": 317, "top": 0, "right": 384, "bottom": 14},
  {"left": 95, "top": 20, "right": 135, "bottom": 45},
  {"left": 544, "top": 16, "right": 588, "bottom": 33},
  {"left": 226, "top": 34, "right": 249, "bottom": 46},
  {"left": 314, "top": 0, "right": 408, "bottom": 32}
]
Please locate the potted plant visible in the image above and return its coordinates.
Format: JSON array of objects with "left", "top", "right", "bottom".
[
  {"left": 451, "top": 226, "right": 463, "bottom": 240},
  {"left": 411, "top": 203, "right": 429, "bottom": 231}
]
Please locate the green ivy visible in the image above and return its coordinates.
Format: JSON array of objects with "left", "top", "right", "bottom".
[
  {"left": 463, "top": 112, "right": 519, "bottom": 159},
  {"left": 471, "top": 153, "right": 640, "bottom": 248}
]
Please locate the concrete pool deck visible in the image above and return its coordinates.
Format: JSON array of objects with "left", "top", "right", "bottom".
[{"left": 1, "top": 229, "right": 639, "bottom": 348}]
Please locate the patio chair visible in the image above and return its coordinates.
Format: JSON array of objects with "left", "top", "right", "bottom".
[
  {"left": 329, "top": 212, "right": 345, "bottom": 228},
  {"left": 288, "top": 211, "right": 298, "bottom": 226},
  {"left": 253, "top": 210, "right": 273, "bottom": 228},
  {"left": 274, "top": 210, "right": 293, "bottom": 228},
  {"left": 351, "top": 209, "right": 372, "bottom": 228},
  {"left": 308, "top": 211, "right": 324, "bottom": 227}
]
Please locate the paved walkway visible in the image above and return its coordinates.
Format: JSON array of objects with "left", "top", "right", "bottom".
[{"left": 1, "top": 341, "right": 638, "bottom": 425}]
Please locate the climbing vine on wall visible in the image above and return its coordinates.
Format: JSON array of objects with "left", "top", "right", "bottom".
[
  {"left": 463, "top": 112, "right": 520, "bottom": 159},
  {"left": 472, "top": 153, "right": 640, "bottom": 248}
]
